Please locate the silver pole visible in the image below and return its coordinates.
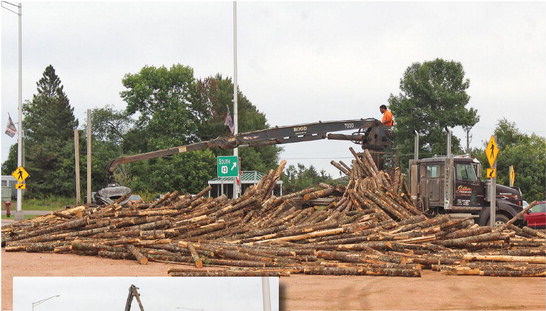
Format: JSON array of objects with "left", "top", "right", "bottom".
[
  {"left": 13, "top": 2, "right": 23, "bottom": 219},
  {"left": 2, "top": 1, "right": 23, "bottom": 218},
  {"left": 32, "top": 294, "right": 60, "bottom": 311},
  {"left": 443, "top": 129, "right": 452, "bottom": 210},
  {"left": 232, "top": 1, "right": 239, "bottom": 198},
  {"left": 261, "top": 277, "right": 271, "bottom": 311},
  {"left": 490, "top": 135, "right": 497, "bottom": 227},
  {"left": 86, "top": 110, "right": 92, "bottom": 204}
]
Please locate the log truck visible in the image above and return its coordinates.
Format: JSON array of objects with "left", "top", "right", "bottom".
[
  {"left": 409, "top": 155, "right": 524, "bottom": 226},
  {"left": 98, "top": 118, "right": 524, "bottom": 226}
]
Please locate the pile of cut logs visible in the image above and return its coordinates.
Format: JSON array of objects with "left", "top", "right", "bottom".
[{"left": 2, "top": 149, "right": 545, "bottom": 277}]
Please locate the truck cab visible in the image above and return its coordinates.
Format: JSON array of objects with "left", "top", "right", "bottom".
[{"left": 409, "top": 156, "right": 524, "bottom": 226}]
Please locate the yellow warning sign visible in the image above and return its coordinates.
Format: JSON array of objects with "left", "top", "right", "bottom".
[
  {"left": 15, "top": 183, "right": 26, "bottom": 190},
  {"left": 485, "top": 136, "right": 499, "bottom": 167},
  {"left": 11, "top": 166, "right": 29, "bottom": 182},
  {"left": 486, "top": 168, "right": 497, "bottom": 179}
]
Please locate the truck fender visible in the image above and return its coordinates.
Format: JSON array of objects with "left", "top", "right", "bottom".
[{"left": 477, "top": 200, "right": 522, "bottom": 226}]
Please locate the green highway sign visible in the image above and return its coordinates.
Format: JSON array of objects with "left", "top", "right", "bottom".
[{"left": 217, "top": 156, "right": 239, "bottom": 177}]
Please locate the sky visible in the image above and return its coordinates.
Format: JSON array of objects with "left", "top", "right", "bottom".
[
  {"left": 13, "top": 276, "right": 279, "bottom": 311},
  {"left": 1, "top": 1, "right": 545, "bottom": 179}
]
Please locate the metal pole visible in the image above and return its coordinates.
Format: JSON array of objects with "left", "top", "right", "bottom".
[
  {"left": 14, "top": 2, "right": 23, "bottom": 219},
  {"left": 509, "top": 165, "right": 514, "bottom": 187},
  {"left": 86, "top": 110, "right": 92, "bottom": 204},
  {"left": 490, "top": 135, "right": 497, "bottom": 227},
  {"left": 232, "top": 1, "right": 239, "bottom": 198},
  {"left": 261, "top": 277, "right": 271, "bottom": 311},
  {"left": 32, "top": 294, "right": 60, "bottom": 311},
  {"left": 74, "top": 129, "right": 81, "bottom": 204},
  {"left": 443, "top": 129, "right": 452, "bottom": 210},
  {"left": 414, "top": 130, "right": 419, "bottom": 160}
]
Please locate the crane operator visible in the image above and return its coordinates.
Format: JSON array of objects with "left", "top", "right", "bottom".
[{"left": 379, "top": 104, "right": 394, "bottom": 127}]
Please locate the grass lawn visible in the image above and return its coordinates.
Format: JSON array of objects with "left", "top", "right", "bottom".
[
  {"left": 1, "top": 214, "right": 36, "bottom": 220},
  {"left": 2, "top": 196, "right": 76, "bottom": 211}
]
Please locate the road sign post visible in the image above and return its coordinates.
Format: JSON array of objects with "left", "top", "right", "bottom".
[{"left": 485, "top": 136, "right": 499, "bottom": 227}]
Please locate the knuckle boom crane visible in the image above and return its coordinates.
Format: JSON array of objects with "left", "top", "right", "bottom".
[
  {"left": 96, "top": 118, "right": 391, "bottom": 204},
  {"left": 124, "top": 284, "right": 145, "bottom": 311}
]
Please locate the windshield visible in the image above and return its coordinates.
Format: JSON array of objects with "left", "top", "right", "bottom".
[
  {"left": 530, "top": 203, "right": 546, "bottom": 213},
  {"left": 456, "top": 163, "right": 478, "bottom": 182}
]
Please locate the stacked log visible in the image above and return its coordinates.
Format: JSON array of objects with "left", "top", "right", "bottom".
[{"left": 2, "top": 150, "right": 544, "bottom": 278}]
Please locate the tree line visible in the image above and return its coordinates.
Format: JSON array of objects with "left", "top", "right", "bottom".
[{"left": 2, "top": 60, "right": 545, "bottom": 201}]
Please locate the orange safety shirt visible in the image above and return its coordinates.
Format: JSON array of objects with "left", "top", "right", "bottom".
[{"left": 382, "top": 109, "right": 394, "bottom": 126}]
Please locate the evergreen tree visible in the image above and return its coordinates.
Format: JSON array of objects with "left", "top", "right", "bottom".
[{"left": 7, "top": 65, "right": 79, "bottom": 197}]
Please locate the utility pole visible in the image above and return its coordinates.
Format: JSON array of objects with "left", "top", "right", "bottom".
[
  {"left": 86, "top": 110, "right": 92, "bottom": 204},
  {"left": 74, "top": 129, "right": 81, "bottom": 204}
]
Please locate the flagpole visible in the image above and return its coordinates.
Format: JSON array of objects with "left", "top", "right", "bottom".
[
  {"left": 16, "top": 2, "right": 23, "bottom": 219},
  {"left": 232, "top": 1, "right": 239, "bottom": 198},
  {"left": 2, "top": 1, "right": 24, "bottom": 219}
]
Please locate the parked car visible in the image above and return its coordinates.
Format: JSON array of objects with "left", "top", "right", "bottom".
[{"left": 524, "top": 201, "right": 546, "bottom": 228}]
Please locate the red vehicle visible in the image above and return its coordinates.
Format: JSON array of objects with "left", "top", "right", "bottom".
[{"left": 524, "top": 201, "right": 546, "bottom": 228}]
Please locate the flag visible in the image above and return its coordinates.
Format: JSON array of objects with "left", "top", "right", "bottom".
[
  {"left": 224, "top": 110, "right": 235, "bottom": 134},
  {"left": 5, "top": 114, "right": 16, "bottom": 138}
]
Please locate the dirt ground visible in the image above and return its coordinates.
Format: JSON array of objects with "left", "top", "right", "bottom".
[{"left": 2, "top": 249, "right": 545, "bottom": 311}]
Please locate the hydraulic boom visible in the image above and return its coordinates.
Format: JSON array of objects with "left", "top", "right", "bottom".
[
  {"left": 107, "top": 118, "right": 388, "bottom": 175},
  {"left": 96, "top": 118, "right": 391, "bottom": 204},
  {"left": 124, "top": 284, "right": 145, "bottom": 311}
]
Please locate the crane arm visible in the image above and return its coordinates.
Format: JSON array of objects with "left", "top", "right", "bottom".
[
  {"left": 125, "top": 285, "right": 144, "bottom": 311},
  {"left": 107, "top": 118, "right": 387, "bottom": 176}
]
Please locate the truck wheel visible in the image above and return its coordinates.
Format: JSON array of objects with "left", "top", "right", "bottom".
[{"left": 491, "top": 214, "right": 510, "bottom": 227}]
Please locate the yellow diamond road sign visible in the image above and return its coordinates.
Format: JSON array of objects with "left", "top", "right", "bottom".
[
  {"left": 486, "top": 168, "right": 497, "bottom": 179},
  {"left": 485, "top": 136, "right": 499, "bottom": 167},
  {"left": 11, "top": 166, "right": 29, "bottom": 182}
]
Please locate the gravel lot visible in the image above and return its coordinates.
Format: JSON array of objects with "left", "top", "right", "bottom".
[{"left": 2, "top": 249, "right": 545, "bottom": 311}]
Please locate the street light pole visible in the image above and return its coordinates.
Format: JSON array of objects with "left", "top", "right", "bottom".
[
  {"left": 1, "top": 1, "right": 23, "bottom": 219},
  {"left": 32, "top": 295, "right": 60, "bottom": 311}
]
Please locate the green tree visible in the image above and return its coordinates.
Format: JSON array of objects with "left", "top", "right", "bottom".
[
  {"left": 471, "top": 119, "right": 545, "bottom": 201},
  {"left": 196, "top": 75, "right": 280, "bottom": 173},
  {"left": 127, "top": 150, "right": 216, "bottom": 194},
  {"left": 91, "top": 105, "right": 133, "bottom": 148},
  {"left": 121, "top": 64, "right": 204, "bottom": 151},
  {"left": 3, "top": 65, "right": 79, "bottom": 197},
  {"left": 493, "top": 118, "right": 529, "bottom": 150},
  {"left": 388, "top": 59, "right": 479, "bottom": 160},
  {"left": 118, "top": 66, "right": 281, "bottom": 194},
  {"left": 1, "top": 144, "right": 17, "bottom": 175},
  {"left": 84, "top": 106, "right": 136, "bottom": 192},
  {"left": 281, "top": 163, "right": 333, "bottom": 193}
]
